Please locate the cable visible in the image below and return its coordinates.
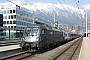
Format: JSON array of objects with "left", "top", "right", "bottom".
[
  {"left": 7, "top": 0, "right": 17, "bottom": 5},
  {"left": 6, "top": 0, "right": 20, "bottom": 8},
  {"left": 24, "top": 0, "right": 33, "bottom": 5},
  {"left": 24, "top": 0, "right": 53, "bottom": 23},
  {"left": 62, "top": 0, "right": 77, "bottom": 22},
  {"left": 58, "top": 0, "right": 76, "bottom": 23}
]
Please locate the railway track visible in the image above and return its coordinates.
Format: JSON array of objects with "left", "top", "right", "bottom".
[
  {"left": 53, "top": 37, "right": 82, "bottom": 60},
  {"left": 0, "top": 37, "right": 82, "bottom": 60},
  {"left": 0, "top": 50, "right": 38, "bottom": 60}
]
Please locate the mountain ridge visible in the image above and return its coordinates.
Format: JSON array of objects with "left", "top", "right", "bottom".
[{"left": 0, "top": 0, "right": 90, "bottom": 29}]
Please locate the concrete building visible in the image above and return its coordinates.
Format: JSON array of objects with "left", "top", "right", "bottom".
[
  {"left": 0, "top": 6, "right": 33, "bottom": 37},
  {"left": 0, "top": 1, "right": 53, "bottom": 38},
  {"left": 72, "top": 24, "right": 80, "bottom": 33},
  {"left": 0, "top": 14, "right": 3, "bottom": 27}
]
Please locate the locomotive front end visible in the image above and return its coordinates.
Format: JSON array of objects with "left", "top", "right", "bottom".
[
  {"left": 24, "top": 27, "right": 39, "bottom": 43},
  {"left": 20, "top": 26, "right": 40, "bottom": 50}
]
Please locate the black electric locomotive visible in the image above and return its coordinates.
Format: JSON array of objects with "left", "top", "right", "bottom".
[{"left": 20, "top": 23, "right": 64, "bottom": 50}]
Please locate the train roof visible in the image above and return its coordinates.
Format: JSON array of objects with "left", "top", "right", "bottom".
[
  {"left": 28, "top": 24, "right": 42, "bottom": 27},
  {"left": 26, "top": 24, "right": 50, "bottom": 29},
  {"left": 26, "top": 24, "right": 62, "bottom": 32},
  {"left": 26, "top": 21, "right": 63, "bottom": 32}
]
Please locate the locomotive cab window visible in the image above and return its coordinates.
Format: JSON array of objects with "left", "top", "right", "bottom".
[
  {"left": 42, "top": 29, "right": 47, "bottom": 34},
  {"left": 25, "top": 28, "right": 31, "bottom": 34},
  {"left": 42, "top": 29, "right": 44, "bottom": 34},
  {"left": 25, "top": 27, "right": 39, "bottom": 35}
]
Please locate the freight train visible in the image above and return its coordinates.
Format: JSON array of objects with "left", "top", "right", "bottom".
[{"left": 20, "top": 22, "right": 79, "bottom": 51}]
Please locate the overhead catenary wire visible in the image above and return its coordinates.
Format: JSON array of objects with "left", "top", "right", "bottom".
[
  {"left": 58, "top": 0, "right": 76, "bottom": 23},
  {"left": 6, "top": 0, "right": 20, "bottom": 6},
  {"left": 24, "top": 0, "right": 53, "bottom": 23},
  {"left": 24, "top": 0, "right": 66, "bottom": 26},
  {"left": 7, "top": 0, "right": 16, "bottom": 5},
  {"left": 62, "top": 0, "right": 79, "bottom": 30},
  {"left": 6, "top": 0, "right": 43, "bottom": 18}
]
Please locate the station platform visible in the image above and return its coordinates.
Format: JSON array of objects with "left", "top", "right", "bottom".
[
  {"left": 0, "top": 45, "right": 20, "bottom": 52},
  {"left": 0, "top": 37, "right": 90, "bottom": 60},
  {"left": 0, "top": 39, "right": 20, "bottom": 44},
  {"left": 78, "top": 37, "right": 90, "bottom": 60}
]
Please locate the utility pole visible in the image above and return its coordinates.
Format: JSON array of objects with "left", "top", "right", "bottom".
[
  {"left": 54, "top": 13, "right": 55, "bottom": 27},
  {"left": 33, "top": 11, "right": 34, "bottom": 24},
  {"left": 66, "top": 24, "right": 69, "bottom": 31},
  {"left": 86, "top": 11, "right": 88, "bottom": 38}
]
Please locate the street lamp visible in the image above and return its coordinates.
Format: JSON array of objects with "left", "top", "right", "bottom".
[
  {"left": 86, "top": 11, "right": 88, "bottom": 38},
  {"left": 77, "top": 0, "right": 88, "bottom": 38},
  {"left": 32, "top": 11, "right": 34, "bottom": 24}
]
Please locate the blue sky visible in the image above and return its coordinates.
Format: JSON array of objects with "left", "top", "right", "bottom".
[{"left": 0, "top": 0, "right": 90, "bottom": 8}]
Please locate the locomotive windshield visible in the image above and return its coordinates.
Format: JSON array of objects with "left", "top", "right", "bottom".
[{"left": 25, "top": 27, "right": 39, "bottom": 35}]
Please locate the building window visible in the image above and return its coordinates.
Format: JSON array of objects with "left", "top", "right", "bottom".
[
  {"left": 21, "top": 27, "right": 22, "bottom": 29},
  {"left": 16, "top": 15, "right": 18, "bottom": 19},
  {"left": 9, "top": 15, "right": 10, "bottom": 19},
  {"left": 20, "top": 22, "right": 21, "bottom": 25},
  {"left": 7, "top": 10, "right": 9, "bottom": 14},
  {"left": 13, "top": 10, "right": 15, "bottom": 13},
  {"left": 7, "top": 21, "right": 9, "bottom": 24},
  {"left": 10, "top": 10, "right": 12, "bottom": 13},
  {"left": 7, "top": 16, "right": 9, "bottom": 19},
  {"left": 21, "top": 22, "right": 23, "bottom": 25},
  {"left": 17, "top": 27, "right": 18, "bottom": 29},
  {"left": 11, "top": 15, "right": 13, "bottom": 19},
  {"left": 11, "top": 26, "right": 13, "bottom": 28},
  {"left": 3, "top": 10, "right": 6, "bottom": 14},
  {"left": 8, "top": 26, "right": 10, "bottom": 28},
  {"left": 13, "top": 20, "right": 16, "bottom": 24},
  {"left": 14, "top": 15, "right": 16, "bottom": 19},
  {"left": 5, "top": 16, "right": 7, "bottom": 19},
  {"left": 14, "top": 26, "right": 16, "bottom": 28},
  {"left": 3, "top": 21, "right": 6, "bottom": 24},
  {"left": 16, "top": 21, "right": 18, "bottom": 25},
  {"left": 10, "top": 21, "right": 12, "bottom": 24}
]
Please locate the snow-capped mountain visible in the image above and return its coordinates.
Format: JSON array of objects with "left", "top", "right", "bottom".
[
  {"left": 0, "top": 0, "right": 90, "bottom": 28},
  {"left": 21, "top": 1, "right": 88, "bottom": 28}
]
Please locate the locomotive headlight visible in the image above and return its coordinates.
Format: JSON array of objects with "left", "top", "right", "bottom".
[{"left": 36, "top": 37, "right": 39, "bottom": 41}]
